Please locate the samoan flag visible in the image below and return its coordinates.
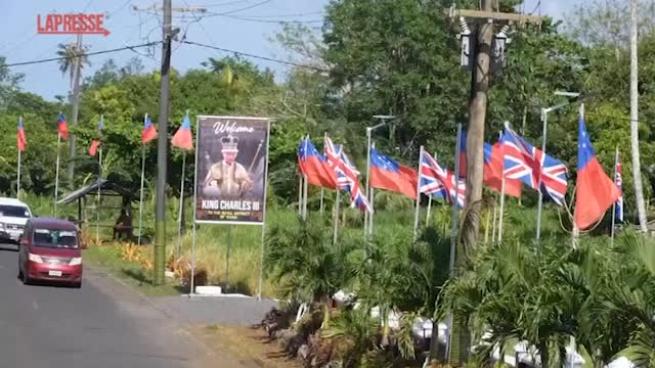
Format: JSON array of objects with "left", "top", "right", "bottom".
[
  {"left": 419, "top": 149, "right": 466, "bottom": 208},
  {"left": 88, "top": 117, "right": 104, "bottom": 157},
  {"left": 574, "top": 112, "right": 620, "bottom": 229},
  {"left": 369, "top": 147, "right": 417, "bottom": 200},
  {"left": 57, "top": 113, "right": 69, "bottom": 140},
  {"left": 324, "top": 136, "right": 372, "bottom": 213},
  {"left": 141, "top": 114, "right": 157, "bottom": 144},
  {"left": 171, "top": 113, "right": 193, "bottom": 151},
  {"left": 297, "top": 137, "right": 337, "bottom": 189},
  {"left": 16, "top": 117, "right": 26, "bottom": 152},
  {"left": 500, "top": 124, "right": 568, "bottom": 206},
  {"left": 614, "top": 153, "right": 624, "bottom": 223}
]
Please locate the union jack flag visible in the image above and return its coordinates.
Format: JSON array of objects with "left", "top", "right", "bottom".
[
  {"left": 418, "top": 149, "right": 466, "bottom": 208},
  {"left": 500, "top": 125, "right": 568, "bottom": 206},
  {"left": 324, "top": 136, "right": 372, "bottom": 213}
]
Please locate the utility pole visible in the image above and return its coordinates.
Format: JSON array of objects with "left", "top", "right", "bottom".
[
  {"left": 442, "top": 3, "right": 543, "bottom": 366},
  {"left": 132, "top": 3, "right": 206, "bottom": 285},
  {"left": 630, "top": 0, "right": 648, "bottom": 232},
  {"left": 68, "top": 34, "right": 83, "bottom": 187},
  {"left": 154, "top": 0, "right": 172, "bottom": 285}
]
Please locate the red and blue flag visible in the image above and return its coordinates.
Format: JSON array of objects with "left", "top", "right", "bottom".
[
  {"left": 419, "top": 149, "right": 466, "bottom": 208},
  {"left": 88, "top": 117, "right": 104, "bottom": 157},
  {"left": 141, "top": 114, "right": 157, "bottom": 144},
  {"left": 297, "top": 137, "right": 337, "bottom": 190},
  {"left": 369, "top": 147, "right": 417, "bottom": 200},
  {"left": 16, "top": 117, "right": 26, "bottom": 152},
  {"left": 324, "top": 136, "right": 372, "bottom": 213},
  {"left": 57, "top": 113, "right": 69, "bottom": 140},
  {"left": 171, "top": 113, "right": 193, "bottom": 151},
  {"left": 500, "top": 125, "right": 568, "bottom": 206},
  {"left": 574, "top": 113, "right": 621, "bottom": 229},
  {"left": 483, "top": 142, "right": 522, "bottom": 198}
]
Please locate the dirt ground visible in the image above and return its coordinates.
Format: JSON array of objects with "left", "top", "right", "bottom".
[{"left": 191, "top": 324, "right": 302, "bottom": 368}]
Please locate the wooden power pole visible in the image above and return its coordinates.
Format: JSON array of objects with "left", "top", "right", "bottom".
[
  {"left": 68, "top": 34, "right": 83, "bottom": 187},
  {"left": 441, "top": 2, "right": 543, "bottom": 366}
]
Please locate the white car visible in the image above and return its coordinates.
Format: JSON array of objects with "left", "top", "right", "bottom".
[{"left": 0, "top": 198, "right": 32, "bottom": 243}]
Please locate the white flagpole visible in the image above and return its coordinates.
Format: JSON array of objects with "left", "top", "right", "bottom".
[
  {"left": 137, "top": 144, "right": 146, "bottom": 246},
  {"left": 176, "top": 152, "right": 186, "bottom": 258},
  {"left": 320, "top": 188, "right": 324, "bottom": 216},
  {"left": 413, "top": 146, "right": 424, "bottom": 239},
  {"left": 96, "top": 145, "right": 102, "bottom": 246},
  {"left": 302, "top": 174, "right": 309, "bottom": 220},
  {"left": 367, "top": 143, "right": 376, "bottom": 238},
  {"left": 54, "top": 134, "right": 62, "bottom": 216},
  {"left": 610, "top": 146, "right": 619, "bottom": 247},
  {"left": 449, "top": 124, "right": 462, "bottom": 273},
  {"left": 491, "top": 194, "right": 498, "bottom": 243},
  {"left": 425, "top": 194, "right": 433, "bottom": 226},
  {"left": 498, "top": 166, "right": 506, "bottom": 243},
  {"left": 17, "top": 148, "right": 21, "bottom": 199},
  {"left": 333, "top": 190, "right": 340, "bottom": 245},
  {"left": 298, "top": 175, "right": 303, "bottom": 216}
]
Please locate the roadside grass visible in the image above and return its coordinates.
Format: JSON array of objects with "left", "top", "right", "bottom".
[{"left": 84, "top": 244, "right": 180, "bottom": 297}]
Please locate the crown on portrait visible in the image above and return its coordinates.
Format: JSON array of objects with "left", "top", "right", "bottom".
[{"left": 220, "top": 135, "right": 239, "bottom": 152}]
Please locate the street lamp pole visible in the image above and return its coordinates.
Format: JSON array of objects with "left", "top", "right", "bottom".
[
  {"left": 365, "top": 115, "right": 394, "bottom": 239},
  {"left": 535, "top": 92, "right": 580, "bottom": 243}
]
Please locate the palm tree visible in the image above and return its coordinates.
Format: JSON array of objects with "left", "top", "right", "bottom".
[
  {"left": 265, "top": 217, "right": 355, "bottom": 328},
  {"left": 56, "top": 41, "right": 90, "bottom": 91}
]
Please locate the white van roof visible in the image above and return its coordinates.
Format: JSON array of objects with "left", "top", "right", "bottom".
[{"left": 0, "top": 197, "right": 29, "bottom": 207}]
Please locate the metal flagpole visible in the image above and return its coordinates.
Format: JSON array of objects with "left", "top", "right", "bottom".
[
  {"left": 610, "top": 146, "right": 619, "bottom": 247},
  {"left": 54, "top": 134, "right": 62, "bottom": 216},
  {"left": 425, "top": 194, "right": 433, "bottom": 226},
  {"left": 17, "top": 147, "right": 21, "bottom": 199},
  {"left": 446, "top": 123, "right": 462, "bottom": 363},
  {"left": 333, "top": 190, "right": 340, "bottom": 245},
  {"left": 225, "top": 225, "right": 232, "bottom": 289},
  {"left": 449, "top": 124, "right": 462, "bottom": 273},
  {"left": 535, "top": 111, "right": 548, "bottom": 244},
  {"left": 320, "top": 188, "right": 324, "bottom": 216},
  {"left": 176, "top": 153, "right": 186, "bottom": 258},
  {"left": 189, "top": 116, "right": 201, "bottom": 296},
  {"left": 138, "top": 145, "right": 146, "bottom": 246},
  {"left": 96, "top": 141, "right": 102, "bottom": 247},
  {"left": 302, "top": 174, "right": 308, "bottom": 220},
  {"left": 498, "top": 164, "right": 506, "bottom": 243},
  {"left": 368, "top": 142, "right": 376, "bottom": 237},
  {"left": 497, "top": 129, "right": 507, "bottom": 244},
  {"left": 298, "top": 175, "right": 303, "bottom": 216},
  {"left": 257, "top": 119, "right": 271, "bottom": 300},
  {"left": 413, "top": 146, "right": 424, "bottom": 239},
  {"left": 491, "top": 194, "right": 498, "bottom": 243},
  {"left": 364, "top": 129, "right": 372, "bottom": 236}
]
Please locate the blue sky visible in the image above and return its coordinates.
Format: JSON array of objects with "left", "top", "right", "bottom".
[{"left": 0, "top": 0, "right": 577, "bottom": 100}]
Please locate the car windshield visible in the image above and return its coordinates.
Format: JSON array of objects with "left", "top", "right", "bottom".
[
  {"left": 33, "top": 228, "right": 78, "bottom": 249},
  {"left": 0, "top": 205, "right": 30, "bottom": 218}
]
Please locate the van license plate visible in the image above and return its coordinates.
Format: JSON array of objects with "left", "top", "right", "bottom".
[{"left": 49, "top": 270, "right": 62, "bottom": 277}]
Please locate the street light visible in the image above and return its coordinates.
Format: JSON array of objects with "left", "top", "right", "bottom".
[
  {"left": 535, "top": 91, "right": 580, "bottom": 243},
  {"left": 365, "top": 115, "right": 395, "bottom": 238}
]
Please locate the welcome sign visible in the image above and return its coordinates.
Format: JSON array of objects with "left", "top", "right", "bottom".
[{"left": 194, "top": 116, "right": 270, "bottom": 225}]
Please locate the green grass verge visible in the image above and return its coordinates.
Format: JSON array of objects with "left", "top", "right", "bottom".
[{"left": 83, "top": 245, "right": 180, "bottom": 297}]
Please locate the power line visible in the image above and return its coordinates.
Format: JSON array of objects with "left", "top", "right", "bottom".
[
  {"left": 217, "top": 14, "right": 323, "bottom": 24},
  {"left": 208, "top": 0, "right": 274, "bottom": 16},
  {"left": 180, "top": 39, "right": 328, "bottom": 72},
  {"left": 6, "top": 42, "right": 161, "bottom": 67}
]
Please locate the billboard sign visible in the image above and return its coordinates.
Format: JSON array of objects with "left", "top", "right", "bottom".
[{"left": 194, "top": 116, "right": 270, "bottom": 224}]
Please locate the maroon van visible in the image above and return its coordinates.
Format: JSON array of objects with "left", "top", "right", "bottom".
[{"left": 18, "top": 217, "right": 82, "bottom": 288}]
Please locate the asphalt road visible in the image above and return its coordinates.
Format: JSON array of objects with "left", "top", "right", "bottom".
[{"left": 0, "top": 244, "right": 247, "bottom": 368}]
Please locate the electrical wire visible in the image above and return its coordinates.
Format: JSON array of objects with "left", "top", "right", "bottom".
[
  {"left": 5, "top": 42, "right": 161, "bottom": 67},
  {"left": 180, "top": 40, "right": 328, "bottom": 72},
  {"left": 204, "top": 0, "right": 274, "bottom": 16}
]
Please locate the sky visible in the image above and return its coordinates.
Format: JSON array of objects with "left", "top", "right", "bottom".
[{"left": 0, "top": 0, "right": 578, "bottom": 101}]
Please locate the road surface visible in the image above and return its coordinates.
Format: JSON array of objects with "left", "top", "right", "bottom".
[{"left": 0, "top": 244, "right": 250, "bottom": 368}]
